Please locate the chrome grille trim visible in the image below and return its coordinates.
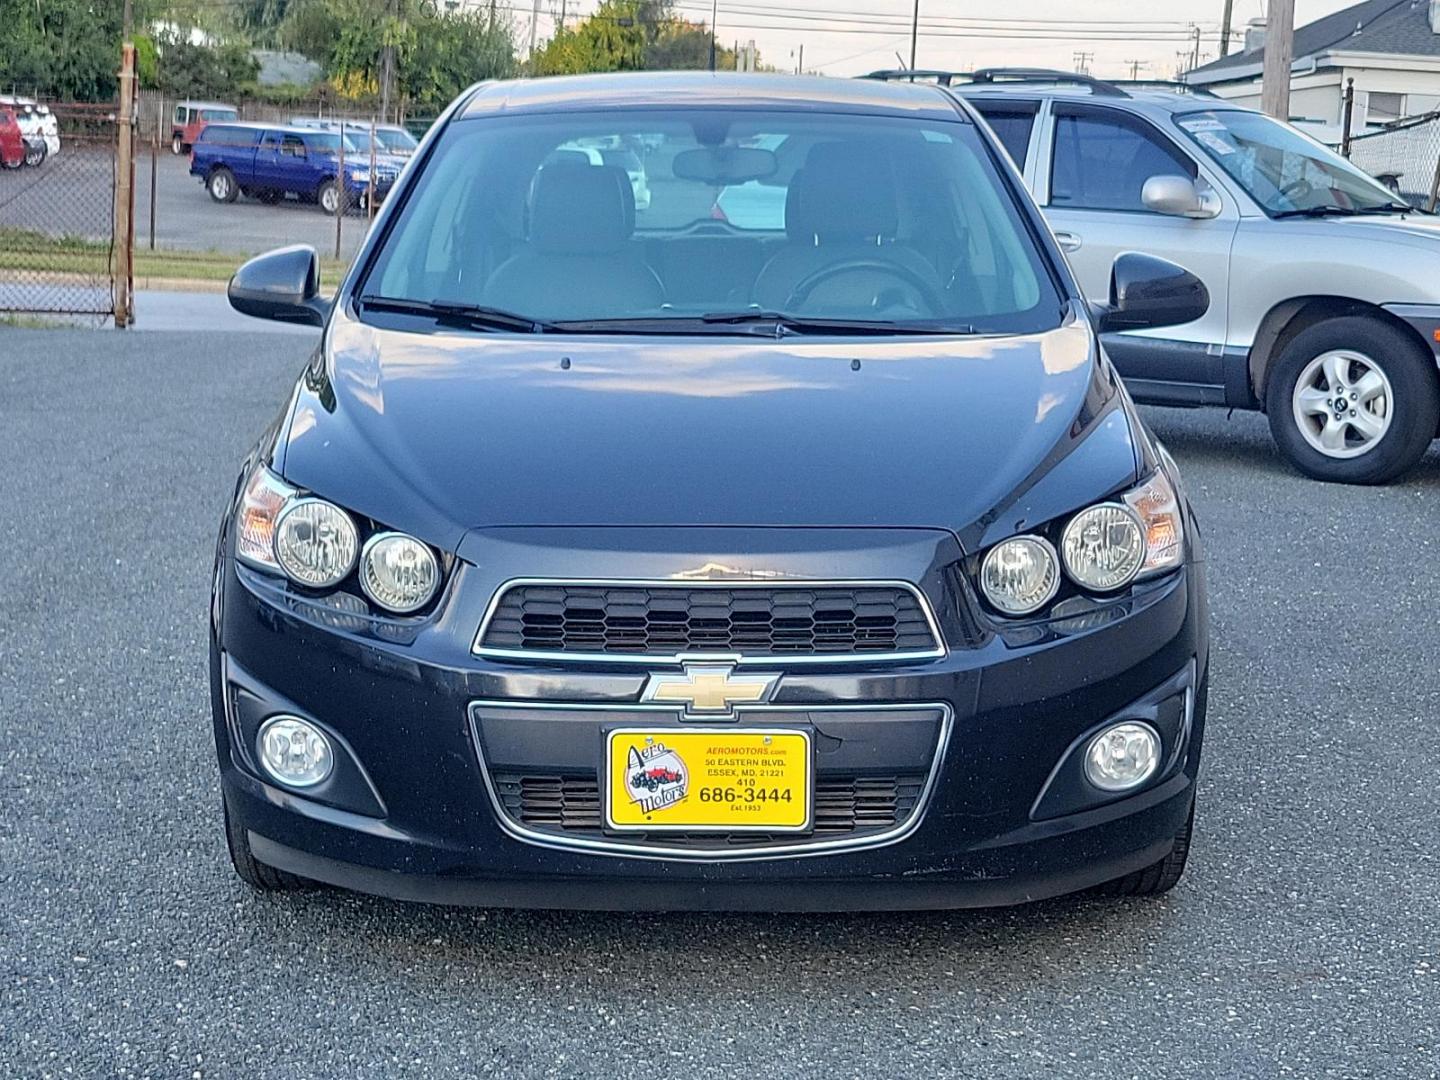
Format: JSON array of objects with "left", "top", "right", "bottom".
[
  {"left": 467, "top": 700, "right": 953, "bottom": 862},
  {"left": 471, "top": 577, "right": 948, "bottom": 665}
]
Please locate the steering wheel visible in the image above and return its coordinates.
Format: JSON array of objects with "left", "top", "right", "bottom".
[
  {"left": 783, "top": 258, "right": 944, "bottom": 317},
  {"left": 1279, "top": 177, "right": 1313, "bottom": 203}
]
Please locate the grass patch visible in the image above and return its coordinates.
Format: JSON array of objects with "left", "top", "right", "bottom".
[{"left": 0, "top": 227, "right": 351, "bottom": 285}]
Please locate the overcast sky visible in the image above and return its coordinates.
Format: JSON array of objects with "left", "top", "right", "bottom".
[{"left": 521, "top": 0, "right": 1363, "bottom": 78}]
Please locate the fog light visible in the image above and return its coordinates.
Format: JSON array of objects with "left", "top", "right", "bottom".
[
  {"left": 1083, "top": 721, "right": 1159, "bottom": 792},
  {"left": 257, "top": 716, "right": 333, "bottom": 787}
]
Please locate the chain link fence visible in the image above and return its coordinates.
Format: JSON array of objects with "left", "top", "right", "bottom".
[
  {"left": 1345, "top": 111, "right": 1440, "bottom": 209},
  {"left": 0, "top": 102, "right": 122, "bottom": 320}
]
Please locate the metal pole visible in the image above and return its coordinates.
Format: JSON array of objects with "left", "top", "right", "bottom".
[
  {"left": 709, "top": 0, "right": 718, "bottom": 71},
  {"left": 1219, "top": 0, "right": 1234, "bottom": 58},
  {"left": 115, "top": 42, "right": 136, "bottom": 328},
  {"left": 149, "top": 103, "right": 158, "bottom": 250},
  {"left": 909, "top": 0, "right": 919, "bottom": 72},
  {"left": 1260, "top": 0, "right": 1295, "bottom": 120},
  {"left": 1428, "top": 151, "right": 1440, "bottom": 213},
  {"left": 1340, "top": 78, "right": 1355, "bottom": 158},
  {"left": 369, "top": 120, "right": 377, "bottom": 222},
  {"left": 335, "top": 122, "right": 344, "bottom": 260},
  {"left": 797, "top": 43, "right": 803, "bottom": 75}
]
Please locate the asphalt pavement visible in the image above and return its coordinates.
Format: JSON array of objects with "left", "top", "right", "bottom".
[{"left": 1, "top": 327, "right": 1437, "bottom": 1079}]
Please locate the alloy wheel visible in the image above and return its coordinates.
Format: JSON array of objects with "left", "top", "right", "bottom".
[
  {"left": 212, "top": 174, "right": 231, "bottom": 200},
  {"left": 1291, "top": 349, "right": 1393, "bottom": 459},
  {"left": 321, "top": 185, "right": 339, "bottom": 214}
]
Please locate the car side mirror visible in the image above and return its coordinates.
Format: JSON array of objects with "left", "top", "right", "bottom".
[
  {"left": 228, "top": 244, "right": 330, "bottom": 327},
  {"left": 1093, "top": 252, "right": 1209, "bottom": 334},
  {"left": 1141, "top": 174, "right": 1222, "bottom": 219}
]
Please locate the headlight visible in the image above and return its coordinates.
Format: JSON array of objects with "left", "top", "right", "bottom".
[
  {"left": 1060, "top": 503, "right": 1145, "bottom": 591},
  {"left": 980, "top": 535, "right": 1060, "bottom": 615},
  {"left": 359, "top": 532, "right": 439, "bottom": 613},
  {"left": 1122, "top": 467, "right": 1185, "bottom": 578},
  {"left": 273, "top": 498, "right": 359, "bottom": 588}
]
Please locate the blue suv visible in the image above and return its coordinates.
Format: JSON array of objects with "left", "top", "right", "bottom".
[{"left": 189, "top": 123, "right": 401, "bottom": 214}]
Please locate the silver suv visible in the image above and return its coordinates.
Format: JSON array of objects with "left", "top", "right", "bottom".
[{"left": 871, "top": 69, "right": 1440, "bottom": 484}]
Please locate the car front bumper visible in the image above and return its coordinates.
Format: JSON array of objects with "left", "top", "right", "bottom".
[{"left": 211, "top": 524, "right": 1209, "bottom": 911}]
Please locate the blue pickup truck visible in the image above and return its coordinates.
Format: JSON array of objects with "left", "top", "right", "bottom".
[{"left": 188, "top": 123, "right": 401, "bottom": 214}]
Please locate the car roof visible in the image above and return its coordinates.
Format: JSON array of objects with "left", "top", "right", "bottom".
[
  {"left": 179, "top": 100, "right": 237, "bottom": 110},
  {"left": 203, "top": 122, "right": 345, "bottom": 136},
  {"left": 460, "top": 72, "right": 964, "bottom": 121},
  {"left": 952, "top": 82, "right": 1256, "bottom": 117}
]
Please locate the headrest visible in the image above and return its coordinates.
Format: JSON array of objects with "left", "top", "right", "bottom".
[
  {"left": 529, "top": 163, "right": 632, "bottom": 254},
  {"left": 785, "top": 143, "right": 899, "bottom": 243}
]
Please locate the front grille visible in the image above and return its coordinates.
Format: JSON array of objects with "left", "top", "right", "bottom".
[
  {"left": 476, "top": 582, "right": 940, "bottom": 659},
  {"left": 493, "top": 772, "right": 926, "bottom": 850}
]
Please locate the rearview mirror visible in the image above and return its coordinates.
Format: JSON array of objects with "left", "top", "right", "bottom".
[
  {"left": 1141, "top": 174, "right": 1221, "bottom": 219},
  {"left": 228, "top": 244, "right": 330, "bottom": 327},
  {"left": 672, "top": 145, "right": 777, "bottom": 185},
  {"left": 1094, "top": 252, "right": 1208, "bottom": 334}
]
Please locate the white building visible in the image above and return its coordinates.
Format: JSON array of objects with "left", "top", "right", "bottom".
[{"left": 1185, "top": 0, "right": 1440, "bottom": 132}]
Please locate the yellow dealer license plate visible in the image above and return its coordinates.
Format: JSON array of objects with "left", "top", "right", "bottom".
[{"left": 605, "top": 728, "right": 812, "bottom": 833}]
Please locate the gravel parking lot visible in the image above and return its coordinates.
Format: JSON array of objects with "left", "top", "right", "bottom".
[{"left": 2, "top": 328, "right": 1438, "bottom": 1078}]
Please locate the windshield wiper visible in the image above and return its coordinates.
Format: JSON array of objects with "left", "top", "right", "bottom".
[
  {"left": 698, "top": 310, "right": 977, "bottom": 336},
  {"left": 1353, "top": 202, "right": 1421, "bottom": 215},
  {"left": 1272, "top": 205, "right": 1360, "bottom": 219},
  {"left": 357, "top": 295, "right": 555, "bottom": 333}
]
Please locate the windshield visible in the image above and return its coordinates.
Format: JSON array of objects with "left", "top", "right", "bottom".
[
  {"left": 202, "top": 108, "right": 237, "bottom": 121},
  {"left": 377, "top": 127, "right": 418, "bottom": 152},
  {"left": 1173, "top": 109, "right": 1403, "bottom": 215},
  {"left": 361, "top": 109, "right": 1059, "bottom": 334}
]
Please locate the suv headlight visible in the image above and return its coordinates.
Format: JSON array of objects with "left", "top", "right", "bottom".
[
  {"left": 234, "top": 465, "right": 441, "bottom": 612},
  {"left": 976, "top": 466, "right": 1186, "bottom": 617}
]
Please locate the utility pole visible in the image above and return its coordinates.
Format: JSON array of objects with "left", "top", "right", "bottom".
[
  {"left": 1219, "top": 0, "right": 1235, "bottom": 57},
  {"left": 529, "top": 0, "right": 541, "bottom": 60},
  {"left": 796, "top": 43, "right": 804, "bottom": 75},
  {"left": 1072, "top": 51, "right": 1092, "bottom": 75},
  {"left": 1260, "top": 0, "right": 1295, "bottom": 119},
  {"left": 909, "top": 0, "right": 920, "bottom": 72},
  {"left": 1125, "top": 59, "right": 1143, "bottom": 80},
  {"left": 709, "top": 0, "right": 718, "bottom": 70},
  {"left": 1190, "top": 24, "right": 1202, "bottom": 72}
]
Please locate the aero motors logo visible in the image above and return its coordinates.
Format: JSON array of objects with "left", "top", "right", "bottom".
[{"left": 625, "top": 740, "right": 689, "bottom": 814}]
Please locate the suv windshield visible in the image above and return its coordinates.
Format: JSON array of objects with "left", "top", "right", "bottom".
[
  {"left": 361, "top": 108, "right": 1060, "bottom": 334},
  {"left": 1173, "top": 109, "right": 1403, "bottom": 215}
]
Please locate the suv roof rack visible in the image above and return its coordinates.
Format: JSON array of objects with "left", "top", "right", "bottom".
[
  {"left": 862, "top": 67, "right": 1130, "bottom": 98},
  {"left": 1108, "top": 79, "right": 1222, "bottom": 98}
]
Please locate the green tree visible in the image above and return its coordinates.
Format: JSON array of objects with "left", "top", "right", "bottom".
[
  {"left": 155, "top": 36, "right": 261, "bottom": 100},
  {"left": 0, "top": 0, "right": 127, "bottom": 99}
]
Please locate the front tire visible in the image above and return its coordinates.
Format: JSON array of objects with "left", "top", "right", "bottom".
[
  {"left": 223, "top": 796, "right": 311, "bottom": 892},
  {"left": 1266, "top": 316, "right": 1438, "bottom": 484},
  {"left": 172, "top": 133, "right": 184, "bottom": 155},
  {"left": 1093, "top": 801, "right": 1194, "bottom": 897},
  {"left": 207, "top": 166, "right": 238, "bottom": 204},
  {"left": 317, "top": 178, "right": 342, "bottom": 215},
  {"left": 23, "top": 142, "right": 46, "bottom": 167}
]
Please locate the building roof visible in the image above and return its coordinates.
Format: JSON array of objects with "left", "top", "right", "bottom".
[
  {"left": 1188, "top": 0, "right": 1440, "bottom": 83},
  {"left": 460, "top": 72, "right": 964, "bottom": 121}
]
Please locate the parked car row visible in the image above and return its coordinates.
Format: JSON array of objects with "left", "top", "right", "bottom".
[
  {"left": 189, "top": 122, "right": 405, "bottom": 214},
  {"left": 0, "top": 95, "right": 59, "bottom": 167}
]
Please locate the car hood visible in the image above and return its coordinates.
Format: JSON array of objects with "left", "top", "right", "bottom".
[
  {"left": 278, "top": 306, "right": 1138, "bottom": 554},
  {"left": 1327, "top": 211, "right": 1440, "bottom": 249}
]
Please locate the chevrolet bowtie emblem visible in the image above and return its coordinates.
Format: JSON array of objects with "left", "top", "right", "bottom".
[{"left": 641, "top": 664, "right": 781, "bottom": 716}]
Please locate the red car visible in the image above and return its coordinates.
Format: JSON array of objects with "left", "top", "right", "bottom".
[
  {"left": 0, "top": 106, "right": 25, "bottom": 169},
  {"left": 631, "top": 766, "right": 683, "bottom": 792}
]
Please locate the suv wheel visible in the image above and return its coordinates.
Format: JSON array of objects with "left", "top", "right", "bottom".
[
  {"left": 207, "top": 166, "right": 239, "bottom": 204},
  {"left": 172, "top": 134, "right": 184, "bottom": 155},
  {"left": 1266, "top": 316, "right": 1439, "bottom": 484},
  {"left": 23, "top": 142, "right": 46, "bottom": 167}
]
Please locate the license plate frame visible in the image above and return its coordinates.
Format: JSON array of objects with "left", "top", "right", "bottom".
[{"left": 603, "top": 727, "right": 813, "bottom": 834}]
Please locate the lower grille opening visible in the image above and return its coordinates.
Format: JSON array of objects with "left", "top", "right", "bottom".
[{"left": 493, "top": 772, "right": 926, "bottom": 850}]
